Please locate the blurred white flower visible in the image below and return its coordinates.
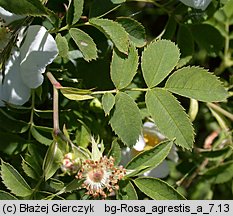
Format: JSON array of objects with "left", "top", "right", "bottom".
[
  {"left": 0, "top": 6, "right": 58, "bottom": 106},
  {"left": 179, "top": 0, "right": 212, "bottom": 10},
  {"left": 121, "top": 122, "right": 179, "bottom": 178}
]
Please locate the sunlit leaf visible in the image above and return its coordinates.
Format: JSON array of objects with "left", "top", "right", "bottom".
[
  {"left": 116, "top": 17, "right": 146, "bottom": 47},
  {"left": 89, "top": 18, "right": 129, "bottom": 54},
  {"left": 0, "top": 0, "right": 48, "bottom": 16},
  {"left": 67, "top": 0, "right": 84, "bottom": 25},
  {"left": 110, "top": 92, "right": 142, "bottom": 147},
  {"left": 111, "top": 44, "right": 138, "bottom": 89},
  {"left": 69, "top": 28, "right": 98, "bottom": 62},
  {"left": 134, "top": 177, "right": 185, "bottom": 200},
  {"left": 146, "top": 88, "right": 194, "bottom": 150},
  {"left": 126, "top": 140, "right": 173, "bottom": 175},
  {"left": 60, "top": 87, "right": 94, "bottom": 101},
  {"left": 102, "top": 93, "right": 115, "bottom": 116},
  {"left": 142, "top": 40, "right": 180, "bottom": 88},
  {"left": 165, "top": 67, "right": 228, "bottom": 102},
  {"left": 56, "top": 34, "right": 69, "bottom": 59},
  {"left": 1, "top": 160, "right": 32, "bottom": 197}
]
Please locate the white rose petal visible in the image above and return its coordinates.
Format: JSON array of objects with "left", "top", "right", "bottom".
[
  {"left": 20, "top": 25, "right": 58, "bottom": 89},
  {"left": 0, "top": 50, "right": 30, "bottom": 105},
  {"left": 179, "top": 0, "right": 212, "bottom": 10}
]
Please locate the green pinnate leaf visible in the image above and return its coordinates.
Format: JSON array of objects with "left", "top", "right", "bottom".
[
  {"left": 116, "top": 17, "right": 146, "bottom": 47},
  {"left": 0, "top": 0, "right": 47, "bottom": 16},
  {"left": 111, "top": 44, "right": 138, "bottom": 89},
  {"left": 110, "top": 92, "right": 142, "bottom": 147},
  {"left": 102, "top": 93, "right": 115, "bottom": 116},
  {"left": 89, "top": 18, "right": 129, "bottom": 54},
  {"left": 134, "top": 177, "right": 185, "bottom": 200},
  {"left": 69, "top": 28, "right": 98, "bottom": 62},
  {"left": 1, "top": 160, "right": 32, "bottom": 197},
  {"left": 142, "top": 40, "right": 180, "bottom": 88},
  {"left": 146, "top": 88, "right": 194, "bottom": 150},
  {"left": 126, "top": 140, "right": 173, "bottom": 176},
  {"left": 165, "top": 67, "right": 228, "bottom": 102},
  {"left": 55, "top": 34, "right": 69, "bottom": 59}
]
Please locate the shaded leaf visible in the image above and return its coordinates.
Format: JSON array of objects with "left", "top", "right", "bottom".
[
  {"left": 190, "top": 24, "right": 224, "bottom": 55},
  {"left": 126, "top": 140, "right": 173, "bottom": 176},
  {"left": 55, "top": 33, "right": 69, "bottom": 59},
  {"left": 58, "top": 179, "right": 83, "bottom": 194},
  {"left": 134, "top": 177, "right": 185, "bottom": 200},
  {"left": 22, "top": 145, "right": 43, "bottom": 180},
  {"left": 89, "top": 0, "right": 119, "bottom": 18},
  {"left": 0, "top": 109, "right": 29, "bottom": 133},
  {"left": 118, "top": 181, "right": 138, "bottom": 200},
  {"left": 89, "top": 18, "right": 129, "bottom": 54},
  {"left": 200, "top": 147, "right": 231, "bottom": 161},
  {"left": 116, "top": 17, "right": 146, "bottom": 47},
  {"left": 75, "top": 125, "right": 90, "bottom": 148},
  {"left": 108, "top": 139, "right": 122, "bottom": 165},
  {"left": 30, "top": 126, "right": 53, "bottom": 146},
  {"left": 165, "top": 67, "right": 228, "bottom": 102},
  {"left": 0, "top": 0, "right": 47, "bottom": 16},
  {"left": 69, "top": 28, "right": 98, "bottom": 61},
  {"left": 177, "top": 25, "right": 194, "bottom": 57},
  {"left": 202, "top": 161, "right": 233, "bottom": 184},
  {"left": 111, "top": 44, "right": 138, "bottom": 89},
  {"left": 110, "top": 92, "right": 142, "bottom": 147},
  {"left": 1, "top": 160, "right": 32, "bottom": 197},
  {"left": 162, "top": 15, "right": 177, "bottom": 40},
  {"left": 142, "top": 40, "right": 180, "bottom": 88},
  {"left": 102, "top": 93, "right": 115, "bottom": 116},
  {"left": 146, "top": 88, "right": 194, "bottom": 150},
  {"left": 0, "top": 190, "right": 17, "bottom": 200},
  {"left": 0, "top": 131, "right": 26, "bottom": 155}
]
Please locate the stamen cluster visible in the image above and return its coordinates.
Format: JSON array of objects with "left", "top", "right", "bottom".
[
  {"left": 61, "top": 153, "right": 80, "bottom": 174},
  {"left": 76, "top": 156, "right": 126, "bottom": 199}
]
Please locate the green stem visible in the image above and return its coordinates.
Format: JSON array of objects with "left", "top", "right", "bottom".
[
  {"left": 28, "top": 90, "right": 36, "bottom": 142},
  {"left": 215, "top": 18, "right": 233, "bottom": 75},
  {"left": 207, "top": 102, "right": 233, "bottom": 122}
]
